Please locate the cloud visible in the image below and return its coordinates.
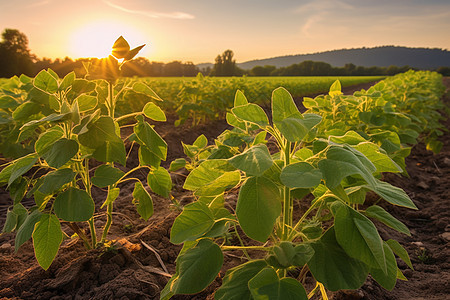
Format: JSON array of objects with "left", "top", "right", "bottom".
[
  {"left": 295, "top": 0, "right": 355, "bottom": 36},
  {"left": 103, "top": 0, "right": 195, "bottom": 20},
  {"left": 26, "top": 0, "right": 51, "bottom": 8}
]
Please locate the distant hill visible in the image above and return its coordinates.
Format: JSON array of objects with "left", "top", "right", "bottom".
[{"left": 197, "top": 46, "right": 450, "bottom": 70}]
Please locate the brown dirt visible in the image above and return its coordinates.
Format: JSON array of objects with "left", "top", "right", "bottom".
[{"left": 0, "top": 80, "right": 449, "bottom": 300}]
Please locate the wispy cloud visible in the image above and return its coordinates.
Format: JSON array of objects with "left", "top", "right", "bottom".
[
  {"left": 26, "top": 0, "right": 51, "bottom": 8},
  {"left": 103, "top": 0, "right": 195, "bottom": 20}
]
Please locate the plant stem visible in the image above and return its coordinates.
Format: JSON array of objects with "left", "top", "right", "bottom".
[
  {"left": 233, "top": 224, "right": 251, "bottom": 260},
  {"left": 108, "top": 81, "right": 115, "bottom": 118},
  {"left": 88, "top": 218, "right": 97, "bottom": 247},
  {"left": 84, "top": 158, "right": 97, "bottom": 247},
  {"left": 101, "top": 199, "right": 113, "bottom": 243},
  {"left": 68, "top": 222, "right": 92, "bottom": 249},
  {"left": 288, "top": 195, "right": 326, "bottom": 241},
  {"left": 282, "top": 141, "right": 291, "bottom": 240}
]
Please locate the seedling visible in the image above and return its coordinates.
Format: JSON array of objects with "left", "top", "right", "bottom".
[{"left": 162, "top": 86, "right": 418, "bottom": 299}]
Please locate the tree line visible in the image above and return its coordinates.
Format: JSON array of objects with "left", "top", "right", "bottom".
[{"left": 1, "top": 28, "right": 449, "bottom": 78}]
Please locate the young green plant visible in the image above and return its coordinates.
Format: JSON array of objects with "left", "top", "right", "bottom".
[{"left": 162, "top": 87, "right": 416, "bottom": 299}]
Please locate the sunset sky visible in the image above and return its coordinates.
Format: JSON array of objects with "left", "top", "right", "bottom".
[{"left": 1, "top": 0, "right": 449, "bottom": 63}]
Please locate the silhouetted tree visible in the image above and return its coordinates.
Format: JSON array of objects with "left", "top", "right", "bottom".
[{"left": 0, "top": 28, "right": 34, "bottom": 77}]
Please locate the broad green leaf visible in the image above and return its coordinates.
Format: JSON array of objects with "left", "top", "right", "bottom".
[
  {"left": 184, "top": 160, "right": 240, "bottom": 196},
  {"left": 147, "top": 166, "right": 172, "bottom": 198},
  {"left": 370, "top": 242, "right": 398, "bottom": 291},
  {"left": 215, "top": 260, "right": 268, "bottom": 300},
  {"left": 132, "top": 182, "right": 153, "bottom": 221},
  {"left": 53, "top": 187, "right": 95, "bottom": 222},
  {"left": 32, "top": 214, "right": 63, "bottom": 270},
  {"left": 2, "top": 203, "right": 27, "bottom": 233},
  {"left": 331, "top": 201, "right": 386, "bottom": 272},
  {"left": 134, "top": 119, "right": 167, "bottom": 160},
  {"left": 8, "top": 154, "right": 38, "bottom": 186},
  {"left": 366, "top": 180, "right": 417, "bottom": 209},
  {"left": 91, "top": 165, "right": 125, "bottom": 188},
  {"left": 292, "top": 243, "right": 315, "bottom": 266},
  {"left": 236, "top": 177, "right": 281, "bottom": 242},
  {"left": 12, "top": 101, "right": 40, "bottom": 120},
  {"left": 354, "top": 142, "right": 402, "bottom": 173},
  {"left": 386, "top": 239, "right": 414, "bottom": 270},
  {"left": 329, "top": 80, "right": 342, "bottom": 97},
  {"left": 169, "top": 158, "right": 187, "bottom": 171},
  {"left": 9, "top": 177, "right": 28, "bottom": 204},
  {"left": 329, "top": 131, "right": 367, "bottom": 145},
  {"left": 226, "top": 112, "right": 246, "bottom": 130},
  {"left": 78, "top": 116, "right": 118, "bottom": 149},
  {"left": 35, "top": 128, "right": 64, "bottom": 156},
  {"left": 193, "top": 134, "right": 208, "bottom": 148},
  {"left": 272, "top": 87, "right": 302, "bottom": 123},
  {"left": 47, "top": 68, "right": 59, "bottom": 80},
  {"left": 93, "top": 136, "right": 127, "bottom": 166},
  {"left": 138, "top": 145, "right": 161, "bottom": 168},
  {"left": 38, "top": 168, "right": 76, "bottom": 195},
  {"left": 20, "top": 112, "right": 71, "bottom": 129},
  {"left": 59, "top": 71, "right": 75, "bottom": 91},
  {"left": 75, "top": 94, "right": 98, "bottom": 112},
  {"left": 364, "top": 205, "right": 410, "bottom": 236},
  {"left": 248, "top": 268, "right": 307, "bottom": 300},
  {"left": 308, "top": 227, "right": 369, "bottom": 291},
  {"left": 26, "top": 87, "right": 59, "bottom": 110},
  {"left": 229, "top": 144, "right": 273, "bottom": 176},
  {"left": 133, "top": 82, "right": 163, "bottom": 101},
  {"left": 0, "top": 95, "right": 19, "bottom": 110},
  {"left": 203, "top": 208, "right": 232, "bottom": 238},
  {"left": 170, "top": 201, "right": 215, "bottom": 244},
  {"left": 232, "top": 103, "right": 269, "bottom": 127},
  {"left": 125, "top": 44, "right": 145, "bottom": 61},
  {"left": 34, "top": 70, "right": 58, "bottom": 93},
  {"left": 170, "top": 239, "right": 223, "bottom": 295},
  {"left": 42, "top": 138, "right": 78, "bottom": 168},
  {"left": 234, "top": 90, "right": 248, "bottom": 106},
  {"left": 143, "top": 102, "right": 166, "bottom": 121},
  {"left": 280, "top": 162, "right": 322, "bottom": 188},
  {"left": 15, "top": 207, "right": 42, "bottom": 252},
  {"left": 318, "top": 146, "right": 377, "bottom": 189},
  {"left": 112, "top": 36, "right": 130, "bottom": 59},
  {"left": 197, "top": 195, "right": 224, "bottom": 213},
  {"left": 0, "top": 164, "right": 14, "bottom": 185}
]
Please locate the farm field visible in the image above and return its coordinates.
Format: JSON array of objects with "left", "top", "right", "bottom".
[
  {"left": 0, "top": 71, "right": 449, "bottom": 300},
  {"left": 116, "top": 75, "right": 384, "bottom": 126}
]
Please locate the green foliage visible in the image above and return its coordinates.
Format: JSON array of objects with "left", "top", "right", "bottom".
[
  {"left": 0, "top": 37, "right": 171, "bottom": 270},
  {"left": 162, "top": 72, "right": 443, "bottom": 298}
]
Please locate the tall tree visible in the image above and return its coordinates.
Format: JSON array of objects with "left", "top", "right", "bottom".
[{"left": 0, "top": 29, "right": 34, "bottom": 77}]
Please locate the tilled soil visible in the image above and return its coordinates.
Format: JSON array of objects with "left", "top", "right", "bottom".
[{"left": 0, "top": 80, "right": 449, "bottom": 300}]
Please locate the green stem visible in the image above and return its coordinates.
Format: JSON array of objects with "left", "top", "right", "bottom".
[
  {"left": 282, "top": 141, "right": 291, "bottom": 240},
  {"left": 108, "top": 81, "right": 115, "bottom": 118},
  {"left": 233, "top": 224, "right": 251, "bottom": 260},
  {"left": 88, "top": 218, "right": 97, "bottom": 247},
  {"left": 101, "top": 199, "right": 113, "bottom": 243},
  {"left": 288, "top": 195, "right": 327, "bottom": 240},
  {"left": 115, "top": 112, "right": 141, "bottom": 123}
]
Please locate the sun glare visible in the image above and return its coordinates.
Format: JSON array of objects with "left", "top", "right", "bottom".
[{"left": 69, "top": 21, "right": 148, "bottom": 59}]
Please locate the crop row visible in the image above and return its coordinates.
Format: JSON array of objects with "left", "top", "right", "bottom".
[
  {"left": 0, "top": 64, "right": 446, "bottom": 299},
  {"left": 163, "top": 70, "right": 446, "bottom": 299},
  {"left": 116, "top": 75, "right": 383, "bottom": 126}
]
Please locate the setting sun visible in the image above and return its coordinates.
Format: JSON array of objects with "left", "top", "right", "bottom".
[{"left": 68, "top": 20, "right": 148, "bottom": 59}]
